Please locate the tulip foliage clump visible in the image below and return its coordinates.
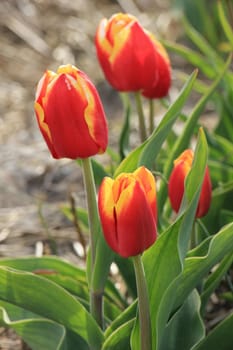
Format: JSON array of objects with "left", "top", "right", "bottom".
[{"left": 0, "top": 3, "right": 233, "bottom": 350}]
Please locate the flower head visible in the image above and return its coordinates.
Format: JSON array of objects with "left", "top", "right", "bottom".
[
  {"left": 34, "top": 64, "right": 108, "bottom": 159},
  {"left": 168, "top": 149, "right": 212, "bottom": 218},
  {"left": 95, "top": 13, "right": 171, "bottom": 98},
  {"left": 98, "top": 166, "right": 157, "bottom": 258}
]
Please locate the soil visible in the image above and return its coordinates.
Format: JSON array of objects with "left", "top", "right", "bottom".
[{"left": 0, "top": 1, "right": 230, "bottom": 349}]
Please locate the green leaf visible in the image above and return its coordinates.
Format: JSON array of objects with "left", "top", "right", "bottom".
[
  {"left": 0, "top": 256, "right": 125, "bottom": 322},
  {"left": 201, "top": 252, "right": 233, "bottom": 314},
  {"left": 159, "top": 290, "right": 205, "bottom": 350},
  {"left": 162, "top": 39, "right": 216, "bottom": 78},
  {"left": 0, "top": 301, "right": 89, "bottom": 350},
  {"left": 105, "top": 301, "right": 137, "bottom": 339},
  {"left": 0, "top": 266, "right": 103, "bottom": 349},
  {"left": 102, "top": 319, "right": 135, "bottom": 350},
  {"left": 114, "top": 70, "right": 198, "bottom": 177},
  {"left": 172, "top": 221, "right": 233, "bottom": 313},
  {"left": 138, "top": 70, "right": 198, "bottom": 169},
  {"left": 193, "top": 311, "right": 233, "bottom": 350},
  {"left": 114, "top": 255, "right": 137, "bottom": 298},
  {"left": 183, "top": 16, "right": 223, "bottom": 67},
  {"left": 91, "top": 158, "right": 109, "bottom": 186},
  {"left": 218, "top": 0, "right": 233, "bottom": 48},
  {"left": 0, "top": 307, "right": 66, "bottom": 350}
]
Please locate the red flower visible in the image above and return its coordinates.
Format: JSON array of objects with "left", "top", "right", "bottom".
[
  {"left": 168, "top": 149, "right": 212, "bottom": 218},
  {"left": 95, "top": 13, "right": 171, "bottom": 98},
  {"left": 34, "top": 64, "right": 108, "bottom": 159},
  {"left": 98, "top": 166, "right": 157, "bottom": 258}
]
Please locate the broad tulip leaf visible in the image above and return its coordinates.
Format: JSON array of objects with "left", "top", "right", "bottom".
[
  {"left": 201, "top": 252, "right": 233, "bottom": 314},
  {"left": 0, "top": 301, "right": 89, "bottom": 349},
  {"left": 114, "top": 69, "right": 197, "bottom": 177},
  {"left": 193, "top": 311, "right": 233, "bottom": 350},
  {"left": 0, "top": 307, "right": 66, "bottom": 350},
  {"left": 159, "top": 290, "right": 205, "bottom": 350},
  {"left": 172, "top": 221, "right": 233, "bottom": 312},
  {"left": 0, "top": 266, "right": 103, "bottom": 349},
  {"left": 0, "top": 256, "right": 124, "bottom": 321}
]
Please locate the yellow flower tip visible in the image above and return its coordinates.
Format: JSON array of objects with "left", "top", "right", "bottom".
[
  {"left": 57, "top": 64, "right": 78, "bottom": 75},
  {"left": 174, "top": 149, "right": 194, "bottom": 167}
]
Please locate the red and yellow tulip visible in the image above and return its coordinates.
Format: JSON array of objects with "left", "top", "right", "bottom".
[
  {"left": 95, "top": 13, "right": 171, "bottom": 98},
  {"left": 98, "top": 166, "right": 157, "bottom": 258},
  {"left": 34, "top": 64, "right": 108, "bottom": 159},
  {"left": 168, "top": 149, "right": 212, "bottom": 218}
]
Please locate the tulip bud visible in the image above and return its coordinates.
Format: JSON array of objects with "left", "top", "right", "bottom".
[
  {"left": 168, "top": 149, "right": 212, "bottom": 218},
  {"left": 98, "top": 166, "right": 157, "bottom": 258},
  {"left": 34, "top": 64, "right": 108, "bottom": 159},
  {"left": 95, "top": 13, "right": 171, "bottom": 98}
]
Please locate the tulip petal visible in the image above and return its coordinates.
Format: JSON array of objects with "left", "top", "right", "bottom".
[
  {"left": 168, "top": 161, "right": 188, "bottom": 213},
  {"left": 34, "top": 101, "right": 58, "bottom": 159},
  {"left": 134, "top": 166, "right": 157, "bottom": 222},
  {"left": 110, "top": 21, "right": 157, "bottom": 91},
  {"left": 115, "top": 180, "right": 157, "bottom": 257},
  {"left": 196, "top": 168, "right": 212, "bottom": 217},
  {"left": 98, "top": 177, "right": 119, "bottom": 253}
]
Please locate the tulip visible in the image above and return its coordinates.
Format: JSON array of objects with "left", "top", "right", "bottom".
[
  {"left": 168, "top": 149, "right": 212, "bottom": 218},
  {"left": 95, "top": 13, "right": 171, "bottom": 98},
  {"left": 98, "top": 166, "right": 157, "bottom": 258},
  {"left": 34, "top": 64, "right": 108, "bottom": 159}
]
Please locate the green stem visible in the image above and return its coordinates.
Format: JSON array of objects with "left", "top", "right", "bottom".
[
  {"left": 149, "top": 98, "right": 155, "bottom": 134},
  {"left": 81, "top": 157, "right": 103, "bottom": 328},
  {"left": 134, "top": 91, "right": 147, "bottom": 142},
  {"left": 132, "top": 255, "right": 152, "bottom": 350}
]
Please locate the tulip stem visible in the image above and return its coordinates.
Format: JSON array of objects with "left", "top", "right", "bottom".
[
  {"left": 81, "top": 157, "right": 103, "bottom": 328},
  {"left": 132, "top": 254, "right": 152, "bottom": 350},
  {"left": 149, "top": 98, "right": 155, "bottom": 134},
  {"left": 134, "top": 92, "right": 147, "bottom": 142}
]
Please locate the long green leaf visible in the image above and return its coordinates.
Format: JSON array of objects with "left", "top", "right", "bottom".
[
  {"left": 183, "top": 16, "right": 223, "bottom": 67},
  {"left": 201, "top": 252, "right": 233, "bottom": 314},
  {"left": 0, "top": 266, "right": 103, "bottom": 349},
  {"left": 0, "top": 256, "right": 125, "bottom": 321},
  {"left": 218, "top": 0, "right": 233, "bottom": 47},
  {"left": 138, "top": 70, "right": 198, "bottom": 169},
  {"left": 0, "top": 307, "right": 66, "bottom": 350},
  {"left": 162, "top": 39, "right": 216, "bottom": 78},
  {"left": 193, "top": 311, "right": 233, "bottom": 350},
  {"left": 102, "top": 319, "right": 135, "bottom": 350},
  {"left": 159, "top": 290, "right": 205, "bottom": 350},
  {"left": 114, "top": 70, "right": 197, "bottom": 177},
  {"left": 0, "top": 301, "right": 89, "bottom": 350},
  {"left": 172, "top": 221, "right": 233, "bottom": 312}
]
